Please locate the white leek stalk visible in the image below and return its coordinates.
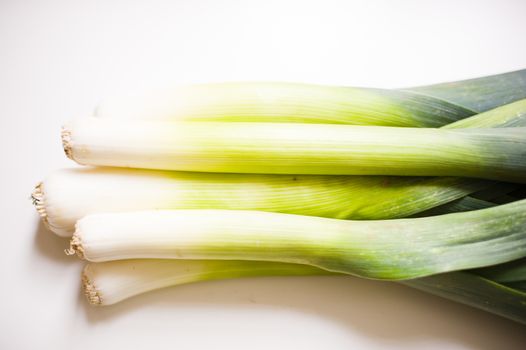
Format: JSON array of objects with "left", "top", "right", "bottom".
[
  {"left": 82, "top": 259, "right": 327, "bottom": 305},
  {"left": 94, "top": 70, "right": 526, "bottom": 125},
  {"left": 95, "top": 82, "right": 473, "bottom": 127},
  {"left": 69, "top": 199, "right": 526, "bottom": 280},
  {"left": 33, "top": 168, "right": 485, "bottom": 237},
  {"left": 62, "top": 118, "right": 526, "bottom": 182},
  {"left": 82, "top": 259, "right": 526, "bottom": 325}
]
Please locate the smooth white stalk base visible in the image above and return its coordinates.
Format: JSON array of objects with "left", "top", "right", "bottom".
[
  {"left": 82, "top": 259, "right": 326, "bottom": 305},
  {"left": 37, "top": 168, "right": 479, "bottom": 237},
  {"left": 33, "top": 168, "right": 183, "bottom": 237}
]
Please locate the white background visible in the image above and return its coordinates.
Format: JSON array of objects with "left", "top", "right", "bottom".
[{"left": 1, "top": 0, "right": 526, "bottom": 349}]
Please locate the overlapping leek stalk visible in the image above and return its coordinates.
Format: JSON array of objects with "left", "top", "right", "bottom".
[
  {"left": 95, "top": 70, "right": 526, "bottom": 125},
  {"left": 81, "top": 259, "right": 526, "bottom": 325},
  {"left": 69, "top": 199, "right": 526, "bottom": 280},
  {"left": 62, "top": 117, "right": 526, "bottom": 182},
  {"left": 82, "top": 259, "right": 330, "bottom": 306},
  {"left": 95, "top": 82, "right": 474, "bottom": 127},
  {"left": 33, "top": 168, "right": 486, "bottom": 237}
]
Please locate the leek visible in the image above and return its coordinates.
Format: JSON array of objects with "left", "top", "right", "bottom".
[
  {"left": 81, "top": 259, "right": 526, "bottom": 325},
  {"left": 95, "top": 82, "right": 473, "bottom": 127},
  {"left": 34, "top": 168, "right": 485, "bottom": 237},
  {"left": 62, "top": 117, "right": 526, "bottom": 182},
  {"left": 82, "top": 259, "right": 329, "bottom": 306},
  {"left": 94, "top": 70, "right": 526, "bottom": 125},
  {"left": 69, "top": 199, "right": 526, "bottom": 280}
]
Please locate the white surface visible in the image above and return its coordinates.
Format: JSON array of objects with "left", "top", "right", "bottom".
[{"left": 1, "top": 0, "right": 526, "bottom": 349}]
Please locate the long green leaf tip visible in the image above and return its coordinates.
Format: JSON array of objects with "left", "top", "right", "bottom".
[
  {"left": 82, "top": 259, "right": 526, "bottom": 325},
  {"left": 71, "top": 198, "right": 526, "bottom": 280},
  {"left": 406, "top": 69, "right": 526, "bottom": 112},
  {"left": 443, "top": 99, "right": 526, "bottom": 129},
  {"left": 403, "top": 272, "right": 526, "bottom": 325}
]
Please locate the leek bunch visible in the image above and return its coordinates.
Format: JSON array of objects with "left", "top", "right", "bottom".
[{"left": 33, "top": 70, "right": 526, "bottom": 325}]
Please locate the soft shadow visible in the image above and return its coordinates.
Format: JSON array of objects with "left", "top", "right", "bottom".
[
  {"left": 78, "top": 275, "right": 526, "bottom": 349},
  {"left": 33, "top": 219, "right": 71, "bottom": 263}
]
